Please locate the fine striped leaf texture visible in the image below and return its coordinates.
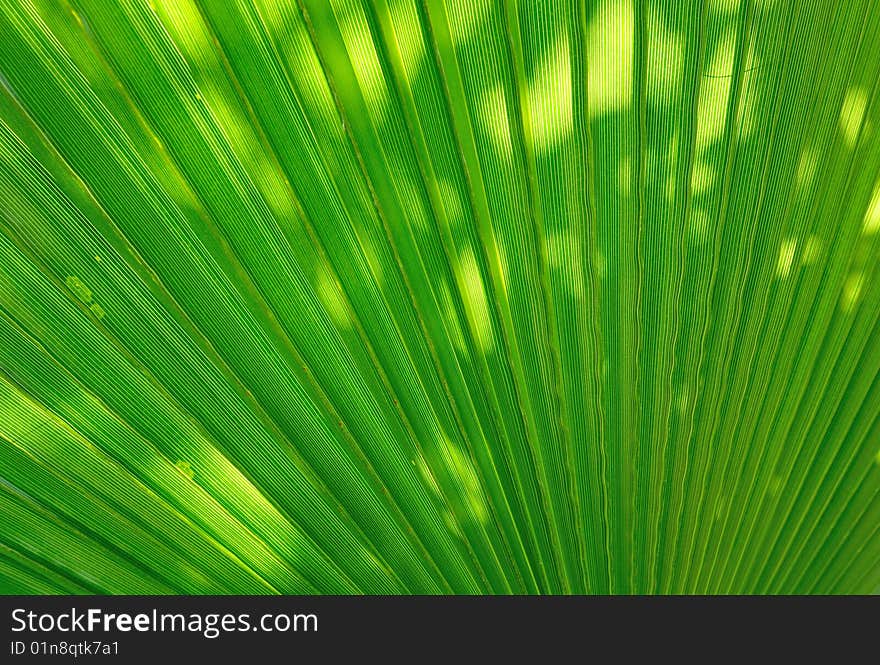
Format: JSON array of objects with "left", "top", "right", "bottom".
[{"left": 0, "top": 0, "right": 879, "bottom": 595}]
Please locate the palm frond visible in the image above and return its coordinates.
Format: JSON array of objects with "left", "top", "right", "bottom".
[{"left": 1, "top": 0, "right": 879, "bottom": 593}]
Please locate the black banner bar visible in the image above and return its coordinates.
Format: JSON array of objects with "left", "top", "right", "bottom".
[{"left": 1, "top": 595, "right": 876, "bottom": 660}]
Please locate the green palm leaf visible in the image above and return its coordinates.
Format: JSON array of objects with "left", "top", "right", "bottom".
[{"left": 0, "top": 0, "right": 878, "bottom": 594}]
